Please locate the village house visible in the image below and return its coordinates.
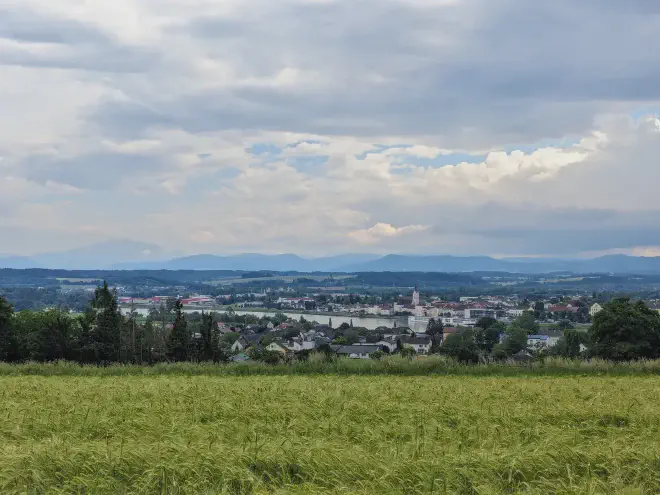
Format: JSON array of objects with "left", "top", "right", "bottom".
[
  {"left": 402, "top": 335, "right": 433, "bottom": 354},
  {"left": 330, "top": 344, "right": 383, "bottom": 359},
  {"left": 589, "top": 303, "right": 603, "bottom": 317}
]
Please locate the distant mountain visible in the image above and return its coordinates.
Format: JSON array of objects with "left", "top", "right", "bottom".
[
  {"left": 347, "top": 254, "right": 660, "bottom": 274},
  {"left": 7, "top": 244, "right": 660, "bottom": 274},
  {"left": 31, "top": 240, "right": 170, "bottom": 269},
  {"left": 346, "top": 255, "right": 512, "bottom": 273},
  {"left": 118, "top": 253, "right": 382, "bottom": 271},
  {"left": 0, "top": 256, "right": 43, "bottom": 269}
]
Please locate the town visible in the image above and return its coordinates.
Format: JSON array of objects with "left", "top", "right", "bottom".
[{"left": 112, "top": 286, "right": 633, "bottom": 362}]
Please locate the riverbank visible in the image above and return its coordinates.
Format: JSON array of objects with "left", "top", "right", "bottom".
[
  {"left": 119, "top": 305, "right": 410, "bottom": 330},
  {"left": 120, "top": 304, "right": 397, "bottom": 320}
]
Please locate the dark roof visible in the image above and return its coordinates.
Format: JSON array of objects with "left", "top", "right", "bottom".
[
  {"left": 538, "top": 330, "right": 564, "bottom": 338},
  {"left": 330, "top": 345, "right": 382, "bottom": 355},
  {"left": 404, "top": 336, "right": 432, "bottom": 345},
  {"left": 383, "top": 327, "right": 411, "bottom": 335}
]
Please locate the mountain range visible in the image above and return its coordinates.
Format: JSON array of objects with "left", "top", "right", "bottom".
[{"left": 4, "top": 241, "right": 660, "bottom": 274}]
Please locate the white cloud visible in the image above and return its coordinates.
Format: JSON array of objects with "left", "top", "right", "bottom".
[
  {"left": 349, "top": 223, "right": 430, "bottom": 245},
  {"left": 2, "top": 1, "right": 660, "bottom": 257}
]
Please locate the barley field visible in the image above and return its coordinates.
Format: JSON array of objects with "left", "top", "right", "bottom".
[{"left": 1, "top": 374, "right": 660, "bottom": 494}]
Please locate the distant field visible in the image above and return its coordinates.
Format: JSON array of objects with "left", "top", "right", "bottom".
[{"left": 1, "top": 373, "right": 659, "bottom": 494}]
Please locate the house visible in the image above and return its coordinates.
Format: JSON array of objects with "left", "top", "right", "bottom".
[
  {"left": 330, "top": 344, "right": 382, "bottom": 359},
  {"left": 376, "top": 338, "right": 398, "bottom": 353},
  {"left": 527, "top": 335, "right": 550, "bottom": 349},
  {"left": 231, "top": 353, "right": 250, "bottom": 362},
  {"left": 216, "top": 323, "right": 234, "bottom": 335},
  {"left": 266, "top": 341, "right": 290, "bottom": 354},
  {"left": 441, "top": 327, "right": 458, "bottom": 343},
  {"left": 402, "top": 335, "right": 433, "bottom": 354},
  {"left": 511, "top": 350, "right": 535, "bottom": 362},
  {"left": 382, "top": 327, "right": 412, "bottom": 339},
  {"left": 231, "top": 337, "right": 250, "bottom": 353},
  {"left": 589, "top": 303, "right": 603, "bottom": 317},
  {"left": 231, "top": 334, "right": 262, "bottom": 353}
]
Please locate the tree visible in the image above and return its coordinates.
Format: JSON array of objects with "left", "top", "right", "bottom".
[
  {"left": 426, "top": 318, "right": 444, "bottom": 338},
  {"left": 475, "top": 317, "right": 497, "bottom": 331},
  {"left": 590, "top": 298, "right": 660, "bottom": 361},
  {"left": 565, "top": 328, "right": 582, "bottom": 357},
  {"left": 441, "top": 329, "right": 479, "bottom": 364},
  {"left": 400, "top": 347, "right": 417, "bottom": 359},
  {"left": 512, "top": 313, "right": 540, "bottom": 334},
  {"left": 0, "top": 296, "right": 17, "bottom": 362},
  {"left": 370, "top": 350, "right": 384, "bottom": 360},
  {"left": 498, "top": 326, "right": 529, "bottom": 356},
  {"left": 91, "top": 281, "right": 122, "bottom": 364},
  {"left": 167, "top": 300, "right": 189, "bottom": 362},
  {"left": 328, "top": 318, "right": 333, "bottom": 329},
  {"left": 474, "top": 322, "right": 504, "bottom": 353},
  {"left": 558, "top": 320, "right": 574, "bottom": 331},
  {"left": 199, "top": 312, "right": 215, "bottom": 362}
]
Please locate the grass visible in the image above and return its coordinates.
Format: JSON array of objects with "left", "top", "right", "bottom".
[
  {"left": 1, "top": 373, "right": 660, "bottom": 494},
  {"left": 4, "top": 356, "right": 660, "bottom": 378}
]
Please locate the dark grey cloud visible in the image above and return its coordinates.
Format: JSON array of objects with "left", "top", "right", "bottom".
[
  {"left": 0, "top": 7, "right": 161, "bottom": 73},
  {"left": 0, "top": 7, "right": 107, "bottom": 44},
  {"left": 21, "top": 153, "right": 167, "bottom": 190},
  {"left": 82, "top": 0, "right": 660, "bottom": 146}
]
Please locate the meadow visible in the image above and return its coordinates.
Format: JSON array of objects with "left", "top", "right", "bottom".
[{"left": 1, "top": 371, "right": 660, "bottom": 493}]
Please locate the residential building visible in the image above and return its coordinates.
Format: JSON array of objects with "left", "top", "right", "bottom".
[
  {"left": 589, "top": 303, "right": 603, "bottom": 317},
  {"left": 231, "top": 337, "right": 250, "bottom": 353},
  {"left": 266, "top": 342, "right": 289, "bottom": 354},
  {"left": 464, "top": 308, "right": 499, "bottom": 320},
  {"left": 402, "top": 335, "right": 432, "bottom": 354},
  {"left": 331, "top": 344, "right": 382, "bottom": 359}
]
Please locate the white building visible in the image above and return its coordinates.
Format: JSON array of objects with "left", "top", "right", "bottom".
[
  {"left": 412, "top": 287, "right": 420, "bottom": 306},
  {"left": 589, "top": 303, "right": 603, "bottom": 317}
]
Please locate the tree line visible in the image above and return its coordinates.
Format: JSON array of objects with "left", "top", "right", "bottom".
[
  {"left": 0, "top": 282, "right": 234, "bottom": 365},
  {"left": 436, "top": 298, "right": 660, "bottom": 363},
  {"left": 1, "top": 281, "right": 660, "bottom": 364}
]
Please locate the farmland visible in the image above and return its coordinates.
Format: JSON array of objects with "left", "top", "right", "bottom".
[{"left": 1, "top": 373, "right": 659, "bottom": 493}]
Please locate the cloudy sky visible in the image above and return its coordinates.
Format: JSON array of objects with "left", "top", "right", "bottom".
[{"left": 2, "top": 0, "right": 660, "bottom": 259}]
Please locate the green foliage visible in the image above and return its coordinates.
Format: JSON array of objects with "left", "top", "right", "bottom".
[
  {"left": 475, "top": 316, "right": 497, "bottom": 330},
  {"left": 90, "top": 281, "right": 122, "bottom": 364},
  {"left": 590, "top": 298, "right": 660, "bottom": 361},
  {"left": 166, "top": 300, "right": 189, "bottom": 362},
  {"left": 198, "top": 312, "right": 215, "bottom": 362},
  {"left": 426, "top": 317, "right": 444, "bottom": 337},
  {"left": 500, "top": 326, "right": 529, "bottom": 356},
  {"left": 511, "top": 313, "right": 540, "bottom": 334},
  {"left": 0, "top": 296, "right": 17, "bottom": 362},
  {"left": 441, "top": 328, "right": 479, "bottom": 364},
  {"left": 474, "top": 322, "right": 504, "bottom": 353},
  {"left": 369, "top": 350, "right": 384, "bottom": 360}
]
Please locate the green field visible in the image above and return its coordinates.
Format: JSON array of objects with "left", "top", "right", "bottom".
[{"left": 1, "top": 374, "right": 660, "bottom": 494}]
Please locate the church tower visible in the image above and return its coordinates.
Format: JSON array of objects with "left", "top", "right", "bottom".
[{"left": 412, "top": 284, "right": 420, "bottom": 306}]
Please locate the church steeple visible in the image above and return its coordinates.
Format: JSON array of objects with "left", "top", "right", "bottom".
[{"left": 412, "top": 284, "right": 420, "bottom": 306}]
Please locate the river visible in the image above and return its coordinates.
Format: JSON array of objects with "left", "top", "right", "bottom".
[{"left": 122, "top": 307, "right": 427, "bottom": 332}]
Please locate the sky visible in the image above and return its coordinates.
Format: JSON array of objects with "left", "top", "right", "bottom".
[{"left": 2, "top": 0, "right": 660, "bottom": 259}]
